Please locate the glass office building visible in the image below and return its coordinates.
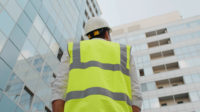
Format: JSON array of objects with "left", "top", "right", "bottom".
[
  {"left": 112, "top": 13, "right": 200, "bottom": 112},
  {"left": 0, "top": 0, "right": 101, "bottom": 111}
]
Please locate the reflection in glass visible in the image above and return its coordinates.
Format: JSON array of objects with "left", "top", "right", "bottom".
[
  {"left": 0, "top": 32, "right": 7, "bottom": 52},
  {"left": 33, "top": 57, "right": 44, "bottom": 66},
  {"left": 50, "top": 38, "right": 59, "bottom": 56},
  {"left": 32, "top": 56, "right": 44, "bottom": 73},
  {"left": 32, "top": 96, "right": 44, "bottom": 112},
  {"left": 42, "top": 63, "right": 53, "bottom": 85},
  {"left": 28, "top": 27, "right": 41, "bottom": 48},
  {"left": 42, "top": 28, "right": 52, "bottom": 45},
  {"left": 37, "top": 39, "right": 49, "bottom": 57},
  {"left": 5, "top": 73, "right": 24, "bottom": 102},
  {"left": 0, "top": 59, "right": 12, "bottom": 90},
  {"left": 10, "top": 25, "right": 26, "bottom": 50},
  {"left": 13, "top": 54, "right": 30, "bottom": 79},
  {"left": 24, "top": 2, "right": 37, "bottom": 22},
  {"left": 0, "top": 40, "right": 20, "bottom": 68},
  {"left": 0, "top": 10, "right": 15, "bottom": 37},
  {"left": 21, "top": 39, "right": 37, "bottom": 59},
  {"left": 19, "top": 87, "right": 34, "bottom": 111},
  {"left": 17, "top": 12, "right": 32, "bottom": 35},
  {"left": 16, "top": 0, "right": 28, "bottom": 9},
  {"left": 33, "top": 15, "right": 45, "bottom": 34}
]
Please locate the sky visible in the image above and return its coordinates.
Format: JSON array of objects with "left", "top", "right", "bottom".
[{"left": 98, "top": 0, "right": 200, "bottom": 27}]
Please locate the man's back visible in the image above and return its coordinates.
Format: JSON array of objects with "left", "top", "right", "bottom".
[{"left": 65, "top": 39, "right": 132, "bottom": 112}]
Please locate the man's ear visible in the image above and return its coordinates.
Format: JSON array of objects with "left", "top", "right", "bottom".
[{"left": 105, "top": 31, "right": 111, "bottom": 41}]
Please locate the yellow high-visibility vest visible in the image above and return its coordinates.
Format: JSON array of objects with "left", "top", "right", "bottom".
[{"left": 64, "top": 39, "right": 132, "bottom": 112}]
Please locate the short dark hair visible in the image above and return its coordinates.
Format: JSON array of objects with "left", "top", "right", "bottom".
[{"left": 87, "top": 27, "right": 110, "bottom": 39}]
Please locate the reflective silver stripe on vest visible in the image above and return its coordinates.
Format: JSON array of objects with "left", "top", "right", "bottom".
[
  {"left": 65, "top": 87, "right": 132, "bottom": 106},
  {"left": 69, "top": 43, "right": 130, "bottom": 76}
]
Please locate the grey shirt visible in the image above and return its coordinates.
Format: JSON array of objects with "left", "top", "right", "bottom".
[{"left": 51, "top": 39, "right": 143, "bottom": 108}]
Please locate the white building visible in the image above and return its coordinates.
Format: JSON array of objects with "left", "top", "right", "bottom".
[{"left": 112, "top": 12, "right": 200, "bottom": 112}]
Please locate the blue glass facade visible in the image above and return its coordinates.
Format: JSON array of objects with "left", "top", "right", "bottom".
[{"left": 0, "top": 0, "right": 101, "bottom": 111}]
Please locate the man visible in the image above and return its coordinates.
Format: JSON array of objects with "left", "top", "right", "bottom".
[{"left": 52, "top": 17, "right": 142, "bottom": 112}]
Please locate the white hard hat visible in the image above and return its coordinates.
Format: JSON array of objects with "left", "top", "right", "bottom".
[{"left": 84, "top": 17, "right": 111, "bottom": 36}]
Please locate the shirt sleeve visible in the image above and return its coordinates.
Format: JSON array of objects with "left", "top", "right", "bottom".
[
  {"left": 51, "top": 51, "right": 70, "bottom": 102},
  {"left": 130, "top": 48, "right": 143, "bottom": 108}
]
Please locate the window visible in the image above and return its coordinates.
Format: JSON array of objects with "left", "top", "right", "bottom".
[
  {"left": 147, "top": 41, "right": 159, "bottom": 48},
  {"left": 28, "top": 27, "right": 41, "bottom": 47},
  {"left": 159, "top": 93, "right": 190, "bottom": 107},
  {"left": 139, "top": 69, "right": 144, "bottom": 76},
  {"left": 170, "top": 77, "right": 184, "bottom": 86},
  {"left": 10, "top": 25, "right": 26, "bottom": 50},
  {"left": 146, "top": 31, "right": 156, "bottom": 37},
  {"left": 147, "top": 38, "right": 171, "bottom": 48},
  {"left": 0, "top": 59, "right": 12, "bottom": 90},
  {"left": 42, "top": 63, "right": 53, "bottom": 84},
  {"left": 5, "top": 0, "right": 22, "bottom": 22},
  {"left": 42, "top": 28, "right": 52, "bottom": 45},
  {"left": 177, "top": 101, "right": 183, "bottom": 104},
  {"left": 159, "top": 38, "right": 171, "bottom": 45},
  {"left": 146, "top": 28, "right": 167, "bottom": 38},
  {"left": 0, "top": 32, "right": 7, "bottom": 52},
  {"left": 17, "top": 12, "right": 32, "bottom": 35},
  {"left": 163, "top": 50, "right": 174, "bottom": 57},
  {"left": 161, "top": 103, "right": 167, "bottom": 106},
  {"left": 33, "top": 15, "right": 45, "bottom": 34},
  {"left": 32, "top": 96, "right": 44, "bottom": 112},
  {"left": 0, "top": 10, "right": 15, "bottom": 37},
  {"left": 166, "top": 62, "right": 179, "bottom": 71},
  {"left": 159, "top": 96, "right": 175, "bottom": 106},
  {"left": 5, "top": 73, "right": 24, "bottom": 102},
  {"left": 152, "top": 65, "right": 165, "bottom": 73},
  {"left": 24, "top": 1, "right": 37, "bottom": 21},
  {"left": 0, "top": 40, "right": 20, "bottom": 68},
  {"left": 19, "top": 86, "right": 34, "bottom": 111},
  {"left": 150, "top": 49, "right": 174, "bottom": 60},
  {"left": 158, "top": 86, "right": 163, "bottom": 89},
  {"left": 21, "top": 39, "right": 36, "bottom": 59},
  {"left": 49, "top": 37, "right": 59, "bottom": 56},
  {"left": 37, "top": 39, "right": 49, "bottom": 56},
  {"left": 39, "top": 5, "right": 49, "bottom": 23},
  {"left": 46, "top": 17, "right": 56, "bottom": 33},
  {"left": 16, "top": 0, "right": 28, "bottom": 9},
  {"left": 174, "top": 93, "right": 190, "bottom": 104},
  {"left": 152, "top": 62, "right": 179, "bottom": 73},
  {"left": 156, "top": 76, "right": 184, "bottom": 89},
  {"left": 57, "top": 48, "right": 63, "bottom": 61},
  {"left": 157, "top": 28, "right": 167, "bottom": 35}
]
